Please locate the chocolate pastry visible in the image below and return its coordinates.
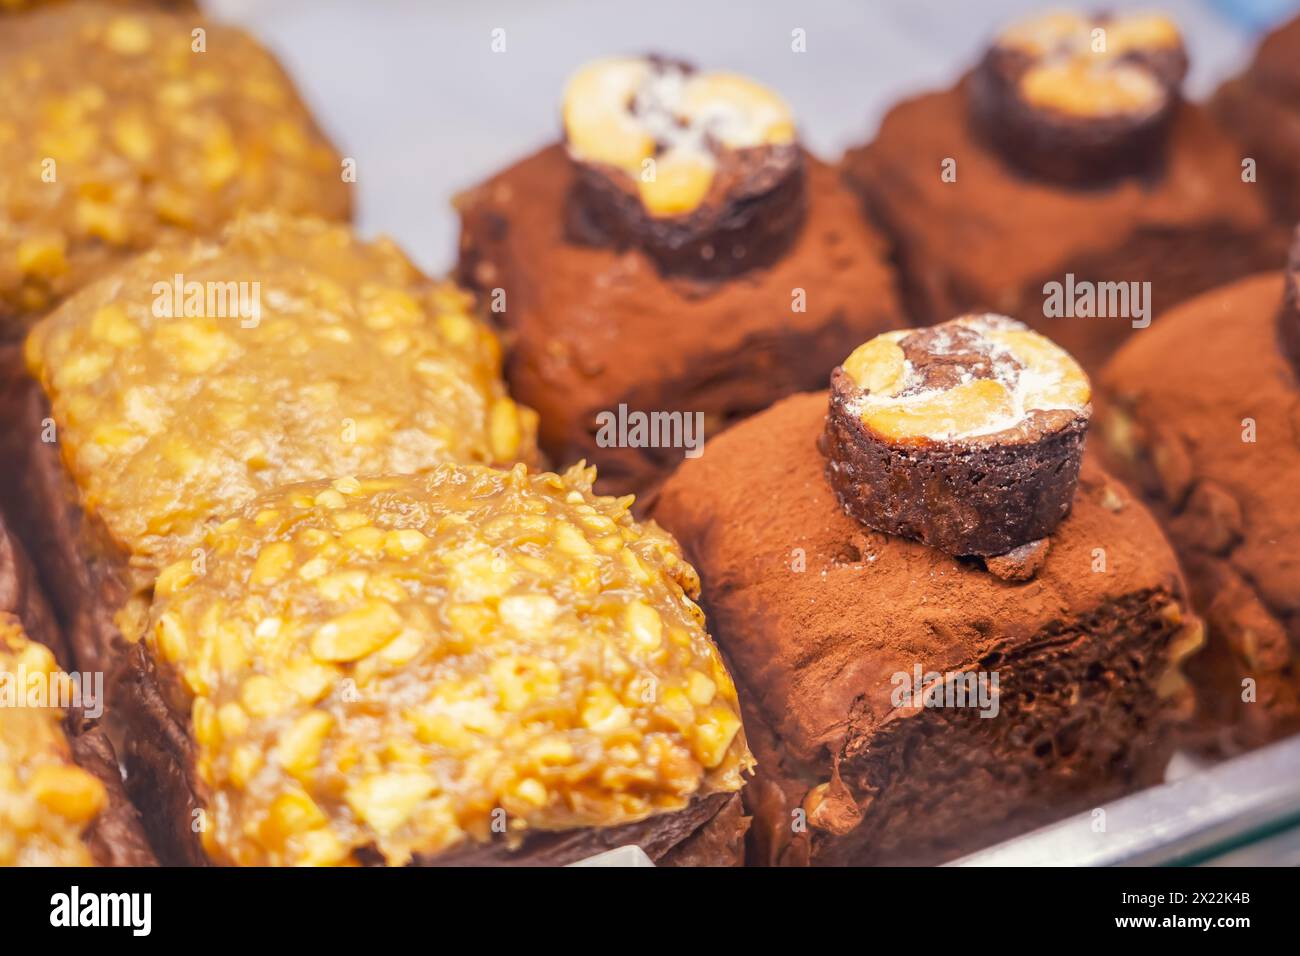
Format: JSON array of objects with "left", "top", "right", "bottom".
[
  {"left": 458, "top": 59, "right": 902, "bottom": 496},
  {"left": 120, "top": 465, "right": 751, "bottom": 866},
  {"left": 1102, "top": 268, "right": 1300, "bottom": 752},
  {"left": 969, "top": 11, "right": 1187, "bottom": 185},
  {"left": 652, "top": 390, "right": 1201, "bottom": 865},
  {"left": 0, "top": 0, "right": 350, "bottom": 341},
  {"left": 1213, "top": 16, "right": 1300, "bottom": 223},
  {"left": 824, "top": 315, "right": 1091, "bottom": 556},
  {"left": 563, "top": 56, "right": 804, "bottom": 278},
  {"left": 843, "top": 9, "right": 1284, "bottom": 373}
]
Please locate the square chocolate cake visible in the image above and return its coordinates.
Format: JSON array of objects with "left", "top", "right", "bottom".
[
  {"left": 654, "top": 363, "right": 1200, "bottom": 863},
  {"left": 843, "top": 11, "right": 1284, "bottom": 372},
  {"left": 1102, "top": 262, "right": 1300, "bottom": 752},
  {"left": 1214, "top": 16, "right": 1300, "bottom": 224},
  {"left": 457, "top": 57, "right": 903, "bottom": 496}
]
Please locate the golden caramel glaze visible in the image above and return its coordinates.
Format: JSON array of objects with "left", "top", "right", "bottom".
[
  {"left": 145, "top": 464, "right": 751, "bottom": 866},
  {"left": 0, "top": 0, "right": 349, "bottom": 336},
  {"left": 26, "top": 215, "right": 541, "bottom": 609},
  {"left": 0, "top": 615, "right": 106, "bottom": 866}
]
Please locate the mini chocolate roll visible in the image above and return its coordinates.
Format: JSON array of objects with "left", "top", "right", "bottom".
[
  {"left": 968, "top": 11, "right": 1188, "bottom": 185},
  {"left": 1280, "top": 224, "right": 1300, "bottom": 374},
  {"left": 824, "top": 315, "right": 1092, "bottom": 556},
  {"left": 562, "top": 56, "right": 805, "bottom": 278}
]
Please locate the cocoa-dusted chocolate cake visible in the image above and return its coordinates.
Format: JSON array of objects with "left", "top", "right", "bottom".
[
  {"left": 1213, "top": 16, "right": 1300, "bottom": 224},
  {"left": 1101, "top": 241, "right": 1300, "bottom": 752},
  {"left": 653, "top": 318, "right": 1202, "bottom": 865},
  {"left": 844, "top": 10, "right": 1284, "bottom": 372},
  {"left": 458, "top": 55, "right": 902, "bottom": 496}
]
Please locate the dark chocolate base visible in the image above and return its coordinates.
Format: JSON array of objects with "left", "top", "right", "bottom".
[
  {"left": 0, "top": 346, "right": 132, "bottom": 678},
  {"left": 823, "top": 368, "right": 1089, "bottom": 556}
]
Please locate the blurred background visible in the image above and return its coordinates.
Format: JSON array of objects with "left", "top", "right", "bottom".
[{"left": 205, "top": 0, "right": 1300, "bottom": 273}]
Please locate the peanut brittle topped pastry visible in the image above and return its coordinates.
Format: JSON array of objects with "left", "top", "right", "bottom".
[
  {"left": 123, "top": 464, "right": 752, "bottom": 866},
  {"left": 0, "top": 0, "right": 349, "bottom": 339},
  {"left": 653, "top": 318, "right": 1202, "bottom": 865},
  {"left": 1102, "top": 231, "right": 1300, "bottom": 752},
  {"left": 0, "top": 214, "right": 539, "bottom": 674},
  {"left": 458, "top": 54, "right": 902, "bottom": 495},
  {"left": 844, "top": 9, "right": 1284, "bottom": 371}
]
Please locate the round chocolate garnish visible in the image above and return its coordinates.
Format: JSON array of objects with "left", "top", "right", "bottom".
[
  {"left": 824, "top": 315, "right": 1093, "bottom": 557},
  {"left": 1281, "top": 224, "right": 1300, "bottom": 375},
  {"left": 561, "top": 56, "right": 805, "bottom": 278},
  {"left": 968, "top": 11, "right": 1188, "bottom": 185}
]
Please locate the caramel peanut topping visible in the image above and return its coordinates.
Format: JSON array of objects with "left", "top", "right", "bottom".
[
  {"left": 996, "top": 11, "right": 1184, "bottom": 118},
  {"left": 0, "top": 1, "right": 347, "bottom": 334},
  {"left": 0, "top": 616, "right": 106, "bottom": 866},
  {"left": 841, "top": 315, "right": 1090, "bottom": 443},
  {"left": 562, "top": 56, "right": 795, "bottom": 216},
  {"left": 26, "top": 215, "right": 540, "bottom": 590},
  {"left": 147, "top": 464, "right": 750, "bottom": 866}
]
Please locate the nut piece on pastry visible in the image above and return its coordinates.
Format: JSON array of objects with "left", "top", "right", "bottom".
[
  {"left": 824, "top": 314, "right": 1092, "bottom": 556},
  {"left": 562, "top": 55, "right": 805, "bottom": 277},
  {"left": 968, "top": 10, "right": 1188, "bottom": 184},
  {"left": 137, "top": 463, "right": 751, "bottom": 866}
]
